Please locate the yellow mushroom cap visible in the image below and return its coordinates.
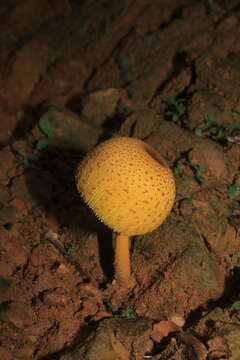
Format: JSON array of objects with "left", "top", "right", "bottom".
[{"left": 75, "top": 137, "right": 176, "bottom": 236}]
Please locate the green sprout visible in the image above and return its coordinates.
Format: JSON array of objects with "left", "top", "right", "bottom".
[
  {"left": 173, "top": 162, "right": 183, "bottom": 176},
  {"left": 195, "top": 112, "right": 220, "bottom": 138},
  {"left": 204, "top": 112, "right": 214, "bottom": 126},
  {"left": 232, "top": 301, "right": 240, "bottom": 311},
  {"left": 38, "top": 117, "right": 53, "bottom": 137},
  {"left": 206, "top": 0, "right": 220, "bottom": 16},
  {"left": 16, "top": 117, "right": 53, "bottom": 167},
  {"left": 16, "top": 149, "right": 39, "bottom": 167},
  {"left": 227, "top": 184, "right": 240, "bottom": 199},
  {"left": 195, "top": 111, "right": 240, "bottom": 144},
  {"left": 231, "top": 109, "right": 240, "bottom": 119},
  {"left": 118, "top": 308, "right": 135, "bottom": 319},
  {"left": 36, "top": 117, "right": 53, "bottom": 150},
  {"left": 107, "top": 303, "right": 136, "bottom": 319},
  {"left": 162, "top": 96, "right": 187, "bottom": 122},
  {"left": 195, "top": 127, "right": 205, "bottom": 137},
  {"left": 66, "top": 244, "right": 75, "bottom": 256},
  {"left": 191, "top": 163, "right": 206, "bottom": 185},
  {"left": 226, "top": 122, "right": 240, "bottom": 130}
]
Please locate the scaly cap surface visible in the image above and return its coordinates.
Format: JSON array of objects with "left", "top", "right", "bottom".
[{"left": 75, "top": 137, "right": 176, "bottom": 236}]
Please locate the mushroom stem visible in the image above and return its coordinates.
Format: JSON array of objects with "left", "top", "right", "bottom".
[{"left": 115, "top": 234, "right": 132, "bottom": 287}]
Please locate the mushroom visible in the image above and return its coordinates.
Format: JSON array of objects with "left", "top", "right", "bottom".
[{"left": 75, "top": 137, "right": 176, "bottom": 287}]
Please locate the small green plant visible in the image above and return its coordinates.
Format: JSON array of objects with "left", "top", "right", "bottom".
[
  {"left": 118, "top": 308, "right": 135, "bottom": 319},
  {"left": 227, "top": 184, "right": 240, "bottom": 199},
  {"left": 226, "top": 122, "right": 240, "bottom": 130},
  {"left": 107, "top": 303, "right": 136, "bottom": 319},
  {"left": 16, "top": 149, "right": 39, "bottom": 167},
  {"left": 107, "top": 302, "right": 118, "bottom": 313},
  {"left": 206, "top": 1, "right": 220, "bottom": 16},
  {"left": 231, "top": 109, "right": 240, "bottom": 119},
  {"left": 173, "top": 162, "right": 183, "bottom": 176},
  {"left": 195, "top": 111, "right": 240, "bottom": 144},
  {"left": 36, "top": 117, "right": 53, "bottom": 150},
  {"left": 195, "top": 112, "right": 223, "bottom": 139},
  {"left": 204, "top": 112, "right": 214, "bottom": 126},
  {"left": 191, "top": 163, "right": 206, "bottom": 185},
  {"left": 16, "top": 117, "right": 53, "bottom": 167},
  {"left": 66, "top": 244, "right": 75, "bottom": 256},
  {"left": 232, "top": 301, "right": 240, "bottom": 311},
  {"left": 161, "top": 96, "right": 187, "bottom": 122}
]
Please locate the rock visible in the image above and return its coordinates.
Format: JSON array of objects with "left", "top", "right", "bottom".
[
  {"left": 207, "top": 336, "right": 231, "bottom": 359},
  {"left": 82, "top": 88, "right": 121, "bottom": 126},
  {"left": 151, "top": 320, "right": 180, "bottom": 342},
  {"left": 60, "top": 318, "right": 153, "bottom": 360},
  {"left": 56, "top": 263, "right": 70, "bottom": 274},
  {"left": 179, "top": 197, "right": 239, "bottom": 256},
  {"left": 168, "top": 314, "right": 185, "bottom": 327},
  {"left": 119, "top": 110, "right": 160, "bottom": 138},
  {"left": 211, "top": 324, "right": 240, "bottom": 360},
  {"left": 38, "top": 104, "right": 104, "bottom": 153},
  {"left": 193, "top": 307, "right": 227, "bottom": 337},
  {"left": 186, "top": 90, "right": 230, "bottom": 131},
  {"left": 133, "top": 215, "right": 225, "bottom": 319},
  {"left": 188, "top": 142, "right": 229, "bottom": 186},
  {"left": 195, "top": 53, "right": 240, "bottom": 105}
]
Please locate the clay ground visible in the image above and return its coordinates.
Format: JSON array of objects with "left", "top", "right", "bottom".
[{"left": 0, "top": 0, "right": 240, "bottom": 359}]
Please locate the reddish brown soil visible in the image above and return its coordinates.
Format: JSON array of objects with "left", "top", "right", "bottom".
[{"left": 0, "top": 1, "right": 240, "bottom": 359}]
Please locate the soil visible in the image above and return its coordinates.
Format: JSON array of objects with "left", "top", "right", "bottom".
[{"left": 0, "top": 1, "right": 240, "bottom": 359}]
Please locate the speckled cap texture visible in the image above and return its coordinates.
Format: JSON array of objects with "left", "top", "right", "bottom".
[{"left": 75, "top": 137, "right": 176, "bottom": 236}]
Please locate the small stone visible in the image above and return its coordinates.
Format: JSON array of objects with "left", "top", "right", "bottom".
[
  {"left": 168, "top": 314, "right": 185, "bottom": 327},
  {"left": 82, "top": 88, "right": 121, "bottom": 125},
  {"left": 151, "top": 321, "right": 180, "bottom": 342},
  {"left": 56, "top": 263, "right": 69, "bottom": 274},
  {"left": 28, "top": 335, "right": 38, "bottom": 343}
]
